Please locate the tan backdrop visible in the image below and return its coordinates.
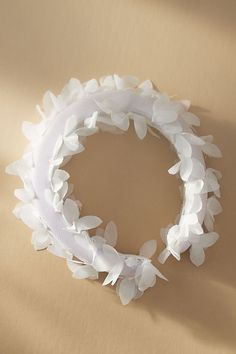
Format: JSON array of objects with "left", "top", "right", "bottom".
[{"left": 0, "top": 1, "right": 236, "bottom": 353}]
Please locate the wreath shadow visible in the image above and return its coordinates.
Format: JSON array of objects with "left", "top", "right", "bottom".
[{"left": 66, "top": 107, "right": 236, "bottom": 350}]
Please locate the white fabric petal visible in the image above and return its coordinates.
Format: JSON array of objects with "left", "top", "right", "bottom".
[
  {"left": 180, "top": 158, "right": 193, "bottom": 181},
  {"left": 63, "top": 134, "right": 80, "bottom": 151},
  {"left": 111, "top": 112, "right": 129, "bottom": 131},
  {"left": 113, "top": 75, "right": 139, "bottom": 90},
  {"left": 202, "top": 142, "right": 222, "bottom": 158},
  {"left": 76, "top": 216, "right": 102, "bottom": 232},
  {"left": 5, "top": 159, "right": 30, "bottom": 178},
  {"left": 181, "top": 213, "right": 198, "bottom": 225},
  {"left": 47, "top": 240, "right": 68, "bottom": 258},
  {"left": 153, "top": 109, "right": 178, "bottom": 125},
  {"left": 104, "top": 221, "right": 118, "bottom": 247},
  {"left": 207, "top": 196, "right": 222, "bottom": 216},
  {"left": 201, "top": 232, "right": 219, "bottom": 248},
  {"left": 84, "top": 79, "right": 99, "bottom": 93},
  {"left": 152, "top": 264, "right": 168, "bottom": 281},
  {"left": 62, "top": 199, "right": 80, "bottom": 224},
  {"left": 84, "top": 111, "right": 98, "bottom": 129},
  {"left": 64, "top": 115, "right": 79, "bottom": 136},
  {"left": 182, "top": 111, "right": 200, "bottom": 126},
  {"left": 190, "top": 244, "right": 205, "bottom": 266},
  {"left": 181, "top": 99, "right": 191, "bottom": 110},
  {"left": 190, "top": 158, "right": 205, "bottom": 180},
  {"left": 118, "top": 278, "right": 137, "bottom": 305},
  {"left": 184, "top": 194, "right": 202, "bottom": 214},
  {"left": 66, "top": 258, "right": 82, "bottom": 273},
  {"left": 182, "top": 133, "right": 205, "bottom": 146},
  {"left": 131, "top": 113, "right": 147, "bottom": 139},
  {"left": 22, "top": 121, "right": 45, "bottom": 141},
  {"left": 189, "top": 222, "right": 203, "bottom": 235},
  {"left": 103, "top": 262, "right": 124, "bottom": 286},
  {"left": 125, "top": 257, "right": 138, "bottom": 268},
  {"left": 204, "top": 212, "right": 214, "bottom": 231},
  {"left": 185, "top": 180, "right": 204, "bottom": 194},
  {"left": 162, "top": 121, "right": 183, "bottom": 134},
  {"left": 99, "top": 75, "right": 115, "bottom": 88},
  {"left": 76, "top": 127, "right": 98, "bottom": 136},
  {"left": 202, "top": 169, "right": 220, "bottom": 194},
  {"left": 158, "top": 248, "right": 171, "bottom": 264},
  {"left": 51, "top": 135, "right": 63, "bottom": 160},
  {"left": 176, "top": 135, "right": 192, "bottom": 157},
  {"left": 92, "top": 235, "right": 106, "bottom": 248},
  {"left": 14, "top": 203, "right": 43, "bottom": 230},
  {"left": 139, "top": 240, "right": 157, "bottom": 258},
  {"left": 73, "top": 265, "right": 98, "bottom": 279},
  {"left": 52, "top": 169, "right": 70, "bottom": 192},
  {"left": 168, "top": 161, "right": 181, "bottom": 175},
  {"left": 92, "top": 244, "right": 120, "bottom": 272},
  {"left": 42, "top": 91, "right": 55, "bottom": 117},
  {"left": 138, "top": 263, "right": 156, "bottom": 291},
  {"left": 138, "top": 79, "right": 153, "bottom": 90},
  {"left": 14, "top": 188, "right": 34, "bottom": 202},
  {"left": 31, "top": 229, "right": 51, "bottom": 250}
]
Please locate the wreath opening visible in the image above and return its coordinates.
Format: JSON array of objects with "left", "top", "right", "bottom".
[
  {"left": 64, "top": 126, "right": 180, "bottom": 255},
  {"left": 6, "top": 75, "right": 222, "bottom": 305}
]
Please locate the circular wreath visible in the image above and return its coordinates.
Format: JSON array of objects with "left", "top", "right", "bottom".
[{"left": 6, "top": 75, "right": 222, "bottom": 305}]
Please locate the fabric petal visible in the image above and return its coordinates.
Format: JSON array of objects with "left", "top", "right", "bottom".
[
  {"left": 202, "top": 142, "right": 222, "bottom": 158},
  {"left": 104, "top": 221, "right": 118, "bottom": 247},
  {"left": 31, "top": 229, "right": 51, "bottom": 250},
  {"left": 111, "top": 112, "right": 129, "bottom": 131},
  {"left": 62, "top": 199, "right": 80, "bottom": 224},
  {"left": 176, "top": 135, "right": 192, "bottom": 157},
  {"left": 180, "top": 158, "right": 193, "bottom": 181},
  {"left": 118, "top": 278, "right": 137, "bottom": 305},
  {"left": 73, "top": 265, "right": 98, "bottom": 279},
  {"left": 138, "top": 263, "right": 156, "bottom": 291},
  {"left": 113, "top": 75, "right": 139, "bottom": 90},
  {"left": 76, "top": 215, "right": 102, "bottom": 232},
  {"left": 190, "top": 244, "right": 205, "bottom": 266},
  {"left": 103, "top": 262, "right": 123, "bottom": 286},
  {"left": 158, "top": 248, "right": 171, "bottom": 263},
  {"left": 182, "top": 111, "right": 200, "bottom": 126},
  {"left": 201, "top": 232, "right": 219, "bottom": 248},
  {"left": 131, "top": 113, "right": 147, "bottom": 139},
  {"left": 168, "top": 161, "right": 181, "bottom": 175},
  {"left": 139, "top": 240, "right": 157, "bottom": 258}
]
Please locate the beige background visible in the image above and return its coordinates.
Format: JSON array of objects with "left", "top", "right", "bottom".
[{"left": 0, "top": 1, "right": 236, "bottom": 353}]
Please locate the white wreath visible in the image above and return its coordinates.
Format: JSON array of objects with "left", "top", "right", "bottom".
[{"left": 6, "top": 75, "right": 222, "bottom": 305}]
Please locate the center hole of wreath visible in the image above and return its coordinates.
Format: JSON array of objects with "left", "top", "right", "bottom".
[{"left": 65, "top": 124, "right": 181, "bottom": 255}]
